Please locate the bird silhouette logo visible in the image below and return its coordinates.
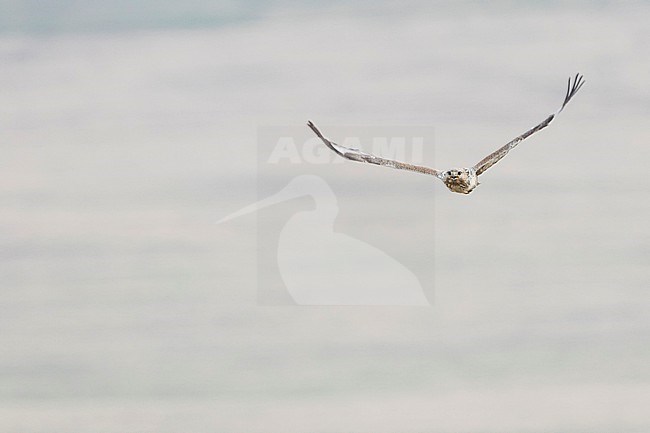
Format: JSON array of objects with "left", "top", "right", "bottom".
[{"left": 219, "top": 175, "right": 429, "bottom": 306}]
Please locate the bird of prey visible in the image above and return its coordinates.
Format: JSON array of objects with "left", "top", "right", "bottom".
[{"left": 307, "top": 74, "right": 584, "bottom": 194}]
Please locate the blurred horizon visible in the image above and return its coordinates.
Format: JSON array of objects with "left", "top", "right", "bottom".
[{"left": 1, "top": 0, "right": 647, "bottom": 34}]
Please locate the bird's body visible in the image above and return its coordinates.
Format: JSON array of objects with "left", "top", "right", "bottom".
[
  {"left": 441, "top": 167, "right": 479, "bottom": 194},
  {"left": 308, "top": 74, "right": 584, "bottom": 194}
]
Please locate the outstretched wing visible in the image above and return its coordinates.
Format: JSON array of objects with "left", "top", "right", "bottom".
[
  {"left": 473, "top": 73, "right": 585, "bottom": 176},
  {"left": 307, "top": 121, "right": 441, "bottom": 178}
]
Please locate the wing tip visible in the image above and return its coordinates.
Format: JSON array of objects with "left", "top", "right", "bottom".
[
  {"left": 306, "top": 119, "right": 324, "bottom": 139},
  {"left": 560, "top": 72, "right": 585, "bottom": 111}
]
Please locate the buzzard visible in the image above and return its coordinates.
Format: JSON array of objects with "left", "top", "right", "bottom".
[{"left": 308, "top": 74, "right": 584, "bottom": 194}]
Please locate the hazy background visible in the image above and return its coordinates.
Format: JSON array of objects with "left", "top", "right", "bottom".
[{"left": 2, "top": 1, "right": 650, "bottom": 432}]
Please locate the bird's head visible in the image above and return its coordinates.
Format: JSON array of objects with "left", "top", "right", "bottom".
[{"left": 441, "top": 168, "right": 478, "bottom": 194}]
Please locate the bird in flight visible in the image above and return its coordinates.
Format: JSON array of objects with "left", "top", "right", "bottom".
[{"left": 307, "top": 73, "right": 584, "bottom": 194}]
